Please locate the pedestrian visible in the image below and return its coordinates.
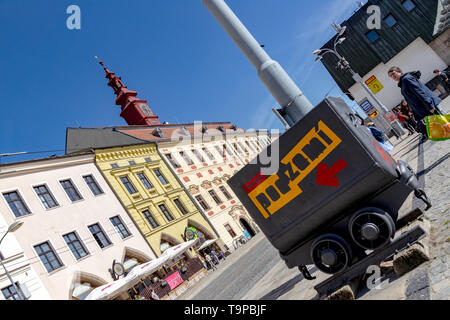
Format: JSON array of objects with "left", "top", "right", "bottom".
[
  {"left": 210, "top": 249, "right": 220, "bottom": 264},
  {"left": 198, "top": 255, "right": 208, "bottom": 270},
  {"left": 433, "top": 69, "right": 450, "bottom": 92},
  {"left": 209, "top": 251, "right": 219, "bottom": 265},
  {"left": 149, "top": 289, "right": 160, "bottom": 300},
  {"left": 388, "top": 66, "right": 442, "bottom": 141},
  {"left": 393, "top": 106, "right": 414, "bottom": 136},
  {"left": 219, "top": 251, "right": 226, "bottom": 261},
  {"left": 397, "top": 101, "right": 416, "bottom": 135},
  {"left": 205, "top": 253, "right": 217, "bottom": 271},
  {"left": 365, "top": 121, "right": 394, "bottom": 153}
]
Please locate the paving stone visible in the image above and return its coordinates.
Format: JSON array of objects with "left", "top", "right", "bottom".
[
  {"left": 433, "top": 287, "right": 450, "bottom": 300},
  {"left": 431, "top": 279, "right": 450, "bottom": 294},
  {"left": 430, "top": 263, "right": 447, "bottom": 275},
  {"left": 430, "top": 272, "right": 444, "bottom": 284}
]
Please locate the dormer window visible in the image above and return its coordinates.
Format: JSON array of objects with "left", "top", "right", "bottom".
[{"left": 152, "top": 128, "right": 165, "bottom": 138}]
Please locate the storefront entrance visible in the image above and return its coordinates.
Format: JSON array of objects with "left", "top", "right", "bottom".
[{"left": 239, "top": 218, "right": 256, "bottom": 238}]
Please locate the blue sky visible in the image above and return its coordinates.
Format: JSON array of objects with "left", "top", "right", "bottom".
[{"left": 0, "top": 0, "right": 367, "bottom": 164}]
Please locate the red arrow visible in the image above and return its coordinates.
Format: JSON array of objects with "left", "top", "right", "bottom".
[{"left": 316, "top": 158, "right": 348, "bottom": 187}]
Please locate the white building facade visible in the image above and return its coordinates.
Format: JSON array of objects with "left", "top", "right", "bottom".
[
  {"left": 0, "top": 214, "right": 51, "bottom": 300},
  {"left": 348, "top": 37, "right": 448, "bottom": 111},
  {"left": 0, "top": 153, "right": 157, "bottom": 300}
]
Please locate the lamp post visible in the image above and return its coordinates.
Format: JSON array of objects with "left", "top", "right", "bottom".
[
  {"left": 313, "top": 27, "right": 395, "bottom": 134},
  {"left": 0, "top": 221, "right": 26, "bottom": 300}
]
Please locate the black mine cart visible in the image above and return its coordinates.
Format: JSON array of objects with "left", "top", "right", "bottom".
[{"left": 227, "top": 97, "right": 431, "bottom": 297}]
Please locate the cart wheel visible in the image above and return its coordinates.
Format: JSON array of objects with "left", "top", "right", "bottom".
[
  {"left": 310, "top": 234, "right": 352, "bottom": 275},
  {"left": 348, "top": 207, "right": 396, "bottom": 251}
]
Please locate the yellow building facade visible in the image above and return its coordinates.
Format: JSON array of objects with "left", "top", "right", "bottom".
[{"left": 94, "top": 143, "right": 218, "bottom": 257}]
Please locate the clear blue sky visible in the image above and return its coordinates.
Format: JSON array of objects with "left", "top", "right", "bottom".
[{"left": 0, "top": 0, "right": 367, "bottom": 164}]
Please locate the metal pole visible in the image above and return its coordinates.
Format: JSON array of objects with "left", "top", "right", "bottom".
[
  {"left": 348, "top": 69, "right": 396, "bottom": 135},
  {"left": 0, "top": 233, "right": 25, "bottom": 300},
  {"left": 201, "top": 0, "right": 314, "bottom": 126}
]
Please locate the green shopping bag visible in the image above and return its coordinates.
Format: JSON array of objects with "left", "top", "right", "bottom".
[{"left": 425, "top": 114, "right": 450, "bottom": 141}]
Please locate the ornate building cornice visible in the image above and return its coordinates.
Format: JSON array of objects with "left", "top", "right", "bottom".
[{"left": 95, "top": 145, "right": 157, "bottom": 163}]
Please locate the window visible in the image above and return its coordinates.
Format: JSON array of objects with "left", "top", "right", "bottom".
[
  {"left": 83, "top": 175, "right": 104, "bottom": 196},
  {"left": 224, "top": 224, "right": 237, "bottom": 238},
  {"left": 192, "top": 149, "right": 205, "bottom": 163},
  {"left": 88, "top": 223, "right": 112, "bottom": 248},
  {"left": 34, "top": 241, "right": 63, "bottom": 273},
  {"left": 63, "top": 232, "right": 89, "bottom": 260},
  {"left": 128, "top": 160, "right": 136, "bottom": 166},
  {"left": 208, "top": 190, "right": 222, "bottom": 205},
  {"left": 153, "top": 169, "right": 168, "bottom": 185},
  {"left": 1, "top": 283, "right": 24, "bottom": 300},
  {"left": 233, "top": 143, "right": 243, "bottom": 154},
  {"left": 0, "top": 251, "right": 4, "bottom": 261},
  {"left": 143, "top": 210, "right": 159, "bottom": 229},
  {"left": 145, "top": 158, "right": 152, "bottom": 163},
  {"left": 60, "top": 180, "right": 83, "bottom": 202},
  {"left": 110, "top": 216, "right": 131, "bottom": 239},
  {"left": 223, "top": 144, "right": 231, "bottom": 155},
  {"left": 179, "top": 151, "right": 194, "bottom": 165},
  {"left": 251, "top": 141, "right": 260, "bottom": 151},
  {"left": 245, "top": 141, "right": 255, "bottom": 152},
  {"left": 402, "top": 0, "right": 416, "bottom": 12},
  {"left": 165, "top": 154, "right": 180, "bottom": 169},
  {"left": 366, "top": 30, "right": 380, "bottom": 42},
  {"left": 195, "top": 195, "right": 210, "bottom": 210},
  {"left": 174, "top": 199, "right": 188, "bottom": 215},
  {"left": 383, "top": 14, "right": 398, "bottom": 28},
  {"left": 111, "top": 163, "right": 119, "bottom": 168},
  {"left": 33, "top": 185, "right": 58, "bottom": 209},
  {"left": 202, "top": 148, "right": 215, "bottom": 161},
  {"left": 3, "top": 191, "right": 31, "bottom": 217},
  {"left": 238, "top": 142, "right": 247, "bottom": 152},
  {"left": 120, "top": 176, "right": 137, "bottom": 194},
  {"left": 137, "top": 172, "right": 153, "bottom": 190},
  {"left": 219, "top": 186, "right": 233, "bottom": 201},
  {"left": 214, "top": 145, "right": 224, "bottom": 159},
  {"left": 159, "top": 204, "right": 174, "bottom": 222}
]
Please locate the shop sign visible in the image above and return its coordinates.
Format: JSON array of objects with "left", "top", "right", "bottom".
[
  {"left": 365, "top": 75, "right": 384, "bottom": 94},
  {"left": 165, "top": 271, "right": 184, "bottom": 290}
]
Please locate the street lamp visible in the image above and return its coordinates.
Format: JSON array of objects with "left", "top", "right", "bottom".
[
  {"left": 0, "top": 221, "right": 26, "bottom": 300},
  {"left": 313, "top": 30, "right": 395, "bottom": 134}
]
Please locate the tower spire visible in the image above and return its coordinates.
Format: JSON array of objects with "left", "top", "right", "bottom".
[{"left": 96, "top": 57, "right": 161, "bottom": 126}]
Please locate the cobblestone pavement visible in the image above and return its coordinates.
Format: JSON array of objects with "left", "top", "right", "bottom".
[
  {"left": 178, "top": 98, "right": 450, "bottom": 300},
  {"left": 393, "top": 98, "right": 450, "bottom": 301},
  {"left": 177, "top": 232, "right": 274, "bottom": 300}
]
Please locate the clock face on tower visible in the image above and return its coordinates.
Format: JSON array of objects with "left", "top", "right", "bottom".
[{"left": 139, "top": 103, "right": 154, "bottom": 116}]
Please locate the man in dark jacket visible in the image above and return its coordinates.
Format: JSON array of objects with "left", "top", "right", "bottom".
[
  {"left": 388, "top": 66, "right": 441, "bottom": 140},
  {"left": 434, "top": 69, "right": 450, "bottom": 92}
]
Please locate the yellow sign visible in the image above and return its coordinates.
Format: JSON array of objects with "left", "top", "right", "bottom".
[
  {"left": 369, "top": 110, "right": 379, "bottom": 119},
  {"left": 248, "top": 121, "right": 342, "bottom": 219},
  {"left": 365, "top": 75, "right": 384, "bottom": 94}
]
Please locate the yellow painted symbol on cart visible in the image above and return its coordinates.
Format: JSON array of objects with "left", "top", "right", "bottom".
[{"left": 248, "top": 121, "right": 342, "bottom": 219}]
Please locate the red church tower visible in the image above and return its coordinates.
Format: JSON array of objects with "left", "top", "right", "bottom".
[{"left": 99, "top": 60, "right": 161, "bottom": 126}]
